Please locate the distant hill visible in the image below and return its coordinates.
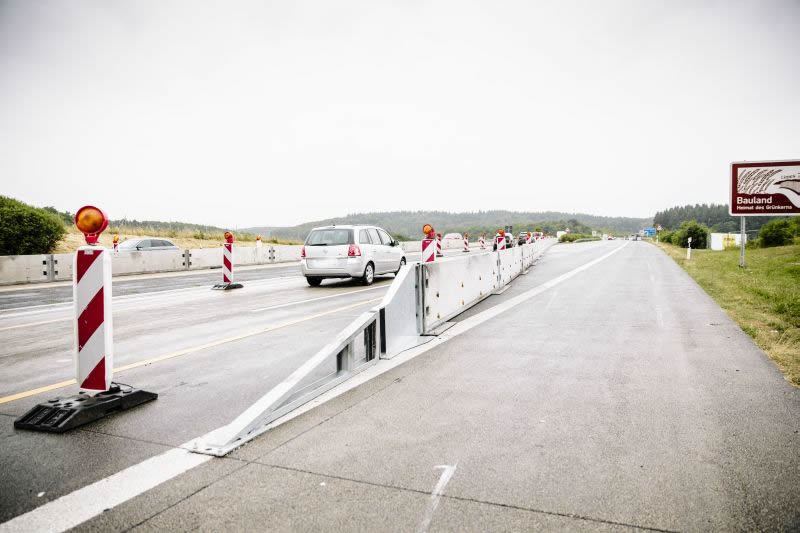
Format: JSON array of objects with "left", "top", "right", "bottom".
[{"left": 243, "top": 210, "right": 652, "bottom": 241}]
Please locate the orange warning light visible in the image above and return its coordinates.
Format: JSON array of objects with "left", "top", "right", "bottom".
[
  {"left": 422, "top": 224, "right": 435, "bottom": 238},
  {"left": 74, "top": 206, "right": 108, "bottom": 245},
  {"left": 224, "top": 231, "right": 234, "bottom": 244},
  {"left": 498, "top": 229, "right": 505, "bottom": 237},
  {"left": 113, "top": 235, "right": 119, "bottom": 243}
]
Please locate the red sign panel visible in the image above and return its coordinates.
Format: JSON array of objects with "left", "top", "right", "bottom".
[{"left": 730, "top": 160, "right": 800, "bottom": 216}]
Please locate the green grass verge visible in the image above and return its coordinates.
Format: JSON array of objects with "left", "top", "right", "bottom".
[{"left": 655, "top": 241, "right": 800, "bottom": 387}]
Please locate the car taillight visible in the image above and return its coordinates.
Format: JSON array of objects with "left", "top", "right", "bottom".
[
  {"left": 348, "top": 244, "right": 361, "bottom": 257},
  {"left": 300, "top": 246, "right": 306, "bottom": 258}
]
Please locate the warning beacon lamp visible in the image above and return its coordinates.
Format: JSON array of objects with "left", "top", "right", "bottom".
[
  {"left": 498, "top": 228, "right": 505, "bottom": 237},
  {"left": 422, "top": 224, "right": 435, "bottom": 239},
  {"left": 224, "top": 231, "right": 234, "bottom": 244},
  {"left": 74, "top": 205, "right": 108, "bottom": 245}
]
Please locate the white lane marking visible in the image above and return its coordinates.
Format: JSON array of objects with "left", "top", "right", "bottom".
[
  {"left": 0, "top": 447, "right": 211, "bottom": 533},
  {"left": 0, "top": 243, "right": 622, "bottom": 531},
  {"left": 0, "top": 261, "right": 303, "bottom": 294},
  {"left": 417, "top": 464, "right": 457, "bottom": 533},
  {"left": 250, "top": 285, "right": 387, "bottom": 313},
  {"left": 0, "top": 276, "right": 302, "bottom": 319}
]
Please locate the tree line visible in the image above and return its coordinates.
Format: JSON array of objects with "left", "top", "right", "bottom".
[
  {"left": 245, "top": 210, "right": 651, "bottom": 241},
  {"left": 653, "top": 203, "right": 778, "bottom": 233}
]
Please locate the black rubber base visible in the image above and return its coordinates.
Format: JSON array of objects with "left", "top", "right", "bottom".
[
  {"left": 211, "top": 283, "right": 243, "bottom": 290},
  {"left": 14, "top": 385, "right": 158, "bottom": 433}
]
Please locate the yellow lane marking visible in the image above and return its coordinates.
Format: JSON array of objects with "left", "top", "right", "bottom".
[
  {"left": 250, "top": 285, "right": 386, "bottom": 313},
  {"left": 0, "top": 297, "right": 382, "bottom": 405}
]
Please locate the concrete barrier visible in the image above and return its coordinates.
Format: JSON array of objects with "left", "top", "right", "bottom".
[
  {"left": 271, "top": 245, "right": 302, "bottom": 263},
  {"left": 0, "top": 255, "right": 50, "bottom": 284},
  {"left": 52, "top": 254, "right": 74, "bottom": 281},
  {"left": 111, "top": 250, "right": 187, "bottom": 276}
]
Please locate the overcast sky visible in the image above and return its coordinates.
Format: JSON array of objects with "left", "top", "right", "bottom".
[{"left": 1, "top": 0, "right": 798, "bottom": 228}]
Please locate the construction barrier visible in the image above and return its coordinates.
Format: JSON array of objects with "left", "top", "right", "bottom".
[
  {"left": 188, "top": 238, "right": 558, "bottom": 456},
  {"left": 74, "top": 245, "right": 114, "bottom": 391},
  {"left": 422, "top": 238, "right": 436, "bottom": 262}
]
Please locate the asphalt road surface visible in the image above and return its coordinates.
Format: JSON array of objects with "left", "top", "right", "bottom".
[
  {"left": 2, "top": 241, "right": 798, "bottom": 531},
  {"left": 0, "top": 247, "right": 476, "bottom": 522}
]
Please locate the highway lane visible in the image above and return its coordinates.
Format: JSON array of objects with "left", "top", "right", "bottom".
[
  {"left": 56, "top": 239, "right": 797, "bottom": 532},
  {"left": 0, "top": 246, "right": 487, "bottom": 522}
]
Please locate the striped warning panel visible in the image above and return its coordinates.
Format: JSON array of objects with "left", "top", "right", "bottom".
[{"left": 73, "top": 246, "right": 113, "bottom": 391}]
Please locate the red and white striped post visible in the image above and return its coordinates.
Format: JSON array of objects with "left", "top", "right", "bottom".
[
  {"left": 223, "top": 242, "right": 233, "bottom": 284},
  {"left": 526, "top": 231, "right": 533, "bottom": 245},
  {"left": 479, "top": 232, "right": 486, "bottom": 250},
  {"left": 496, "top": 229, "right": 506, "bottom": 251},
  {"left": 73, "top": 207, "right": 113, "bottom": 392},
  {"left": 12, "top": 206, "right": 157, "bottom": 433},
  {"left": 463, "top": 233, "right": 469, "bottom": 252},
  {"left": 422, "top": 224, "right": 436, "bottom": 263},
  {"left": 112, "top": 235, "right": 119, "bottom": 252},
  {"left": 436, "top": 233, "right": 444, "bottom": 257},
  {"left": 214, "top": 231, "right": 243, "bottom": 290}
]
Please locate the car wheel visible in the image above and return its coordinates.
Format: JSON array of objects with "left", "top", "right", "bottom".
[
  {"left": 362, "top": 262, "right": 375, "bottom": 285},
  {"left": 306, "top": 277, "right": 322, "bottom": 287},
  {"left": 395, "top": 257, "right": 406, "bottom": 275}
]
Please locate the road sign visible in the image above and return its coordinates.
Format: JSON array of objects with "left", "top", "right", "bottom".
[
  {"left": 730, "top": 160, "right": 800, "bottom": 216},
  {"left": 643, "top": 228, "right": 656, "bottom": 237}
]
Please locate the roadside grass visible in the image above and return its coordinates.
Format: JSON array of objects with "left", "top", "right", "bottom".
[
  {"left": 655, "top": 241, "right": 800, "bottom": 387},
  {"left": 53, "top": 227, "right": 300, "bottom": 254}
]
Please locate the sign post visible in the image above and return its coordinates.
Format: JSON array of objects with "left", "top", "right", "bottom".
[
  {"left": 730, "top": 160, "right": 800, "bottom": 268},
  {"left": 740, "top": 217, "right": 746, "bottom": 268},
  {"left": 687, "top": 237, "right": 692, "bottom": 260}
]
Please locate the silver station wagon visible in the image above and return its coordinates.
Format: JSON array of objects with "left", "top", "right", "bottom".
[{"left": 300, "top": 225, "right": 406, "bottom": 286}]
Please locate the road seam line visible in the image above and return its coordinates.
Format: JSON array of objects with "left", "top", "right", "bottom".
[{"left": 251, "top": 463, "right": 678, "bottom": 533}]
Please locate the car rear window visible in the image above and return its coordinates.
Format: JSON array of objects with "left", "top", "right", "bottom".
[{"left": 305, "top": 229, "right": 354, "bottom": 246}]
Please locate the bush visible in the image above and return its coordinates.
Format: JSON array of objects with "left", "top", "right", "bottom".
[
  {"left": 0, "top": 196, "right": 67, "bottom": 255},
  {"left": 659, "top": 230, "right": 674, "bottom": 243},
  {"left": 559, "top": 233, "right": 594, "bottom": 242},
  {"left": 672, "top": 220, "right": 709, "bottom": 248},
  {"left": 758, "top": 219, "right": 794, "bottom": 247}
]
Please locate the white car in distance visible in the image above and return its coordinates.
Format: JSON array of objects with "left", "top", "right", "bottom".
[{"left": 300, "top": 225, "right": 406, "bottom": 286}]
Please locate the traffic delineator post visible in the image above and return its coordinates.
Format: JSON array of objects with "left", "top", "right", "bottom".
[
  {"left": 74, "top": 244, "right": 113, "bottom": 391},
  {"left": 479, "top": 232, "right": 486, "bottom": 249},
  {"left": 112, "top": 235, "right": 119, "bottom": 252},
  {"left": 463, "top": 233, "right": 470, "bottom": 252},
  {"left": 422, "top": 224, "right": 436, "bottom": 263},
  {"left": 496, "top": 229, "right": 506, "bottom": 251},
  {"left": 526, "top": 231, "right": 532, "bottom": 245},
  {"left": 14, "top": 205, "right": 156, "bottom": 433},
  {"left": 436, "top": 233, "right": 444, "bottom": 257},
  {"left": 213, "top": 231, "right": 243, "bottom": 290}
]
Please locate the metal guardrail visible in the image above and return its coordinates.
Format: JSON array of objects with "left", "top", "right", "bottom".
[
  {"left": 188, "top": 239, "right": 557, "bottom": 456},
  {"left": 188, "top": 310, "right": 381, "bottom": 456}
]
